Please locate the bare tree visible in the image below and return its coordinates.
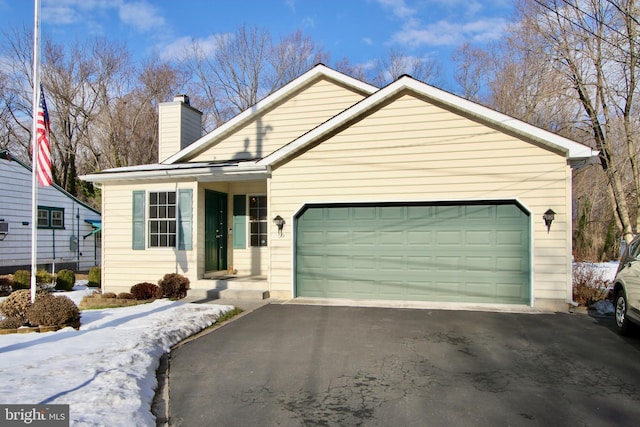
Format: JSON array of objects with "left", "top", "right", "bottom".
[
  {"left": 452, "top": 42, "right": 492, "bottom": 102},
  {"left": 184, "top": 25, "right": 328, "bottom": 131},
  {"left": 517, "top": 0, "right": 640, "bottom": 244},
  {"left": 370, "top": 48, "right": 442, "bottom": 87}
]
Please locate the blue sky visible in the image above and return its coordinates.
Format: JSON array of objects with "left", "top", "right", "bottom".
[{"left": 0, "top": 0, "right": 515, "bottom": 91}]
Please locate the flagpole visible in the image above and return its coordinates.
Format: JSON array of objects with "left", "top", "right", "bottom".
[{"left": 30, "top": 0, "right": 41, "bottom": 303}]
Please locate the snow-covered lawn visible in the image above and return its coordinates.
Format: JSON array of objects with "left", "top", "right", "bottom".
[{"left": 0, "top": 284, "right": 232, "bottom": 426}]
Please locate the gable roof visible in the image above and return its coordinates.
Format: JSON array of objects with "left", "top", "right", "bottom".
[
  {"left": 0, "top": 150, "right": 101, "bottom": 215},
  {"left": 258, "top": 75, "right": 597, "bottom": 168},
  {"left": 161, "top": 64, "right": 378, "bottom": 165}
]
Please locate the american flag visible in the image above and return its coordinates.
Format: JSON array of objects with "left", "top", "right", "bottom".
[{"left": 36, "top": 84, "right": 52, "bottom": 187}]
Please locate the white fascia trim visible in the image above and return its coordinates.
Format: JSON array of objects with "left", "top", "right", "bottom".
[
  {"left": 80, "top": 164, "right": 269, "bottom": 183},
  {"left": 260, "top": 77, "right": 596, "bottom": 166},
  {"left": 162, "top": 65, "right": 378, "bottom": 165}
]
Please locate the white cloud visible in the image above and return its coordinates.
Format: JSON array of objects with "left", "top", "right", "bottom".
[
  {"left": 118, "top": 1, "right": 165, "bottom": 33},
  {"left": 40, "top": 0, "right": 166, "bottom": 34},
  {"left": 374, "top": 0, "right": 416, "bottom": 20},
  {"left": 159, "top": 34, "right": 220, "bottom": 62},
  {"left": 391, "top": 17, "right": 509, "bottom": 47}
]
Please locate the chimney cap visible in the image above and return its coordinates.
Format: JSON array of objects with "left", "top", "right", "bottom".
[{"left": 173, "top": 94, "right": 190, "bottom": 105}]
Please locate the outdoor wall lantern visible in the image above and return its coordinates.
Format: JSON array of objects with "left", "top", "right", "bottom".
[
  {"left": 543, "top": 209, "right": 556, "bottom": 233},
  {"left": 273, "top": 215, "right": 285, "bottom": 237}
]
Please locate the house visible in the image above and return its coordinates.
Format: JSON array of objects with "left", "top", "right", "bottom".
[
  {"left": 81, "top": 64, "right": 596, "bottom": 310},
  {"left": 0, "top": 150, "right": 101, "bottom": 274}
]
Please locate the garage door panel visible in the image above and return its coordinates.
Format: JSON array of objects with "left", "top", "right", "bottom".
[{"left": 296, "top": 203, "right": 530, "bottom": 304}]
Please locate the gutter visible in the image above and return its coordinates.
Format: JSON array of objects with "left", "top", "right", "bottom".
[{"left": 80, "top": 164, "right": 270, "bottom": 183}]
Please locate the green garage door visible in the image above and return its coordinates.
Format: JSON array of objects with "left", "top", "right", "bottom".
[{"left": 295, "top": 202, "right": 530, "bottom": 304}]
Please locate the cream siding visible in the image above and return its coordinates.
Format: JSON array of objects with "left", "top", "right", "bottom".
[
  {"left": 267, "top": 94, "right": 572, "bottom": 305},
  {"left": 190, "top": 78, "right": 367, "bottom": 162},
  {"left": 101, "top": 180, "right": 199, "bottom": 293}
]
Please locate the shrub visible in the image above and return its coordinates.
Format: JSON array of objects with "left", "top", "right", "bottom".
[
  {"left": 36, "top": 269, "right": 53, "bottom": 286},
  {"left": 573, "top": 263, "right": 610, "bottom": 306},
  {"left": 117, "top": 292, "right": 134, "bottom": 300},
  {"left": 56, "top": 269, "right": 76, "bottom": 292},
  {"left": 0, "top": 317, "right": 25, "bottom": 329},
  {"left": 11, "top": 270, "right": 30, "bottom": 290},
  {"left": 130, "top": 282, "right": 159, "bottom": 300},
  {"left": 26, "top": 293, "right": 80, "bottom": 327},
  {"left": 101, "top": 292, "right": 117, "bottom": 299},
  {"left": 0, "top": 290, "right": 36, "bottom": 322},
  {"left": 0, "top": 277, "right": 12, "bottom": 296},
  {"left": 157, "top": 273, "right": 190, "bottom": 300},
  {"left": 88, "top": 266, "right": 101, "bottom": 287}
]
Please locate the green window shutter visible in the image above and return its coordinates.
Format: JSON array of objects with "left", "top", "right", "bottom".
[
  {"left": 178, "top": 189, "right": 193, "bottom": 250},
  {"left": 132, "top": 191, "right": 145, "bottom": 250},
  {"left": 233, "top": 195, "right": 246, "bottom": 249}
]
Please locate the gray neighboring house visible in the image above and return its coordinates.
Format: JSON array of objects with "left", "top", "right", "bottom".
[{"left": 0, "top": 150, "right": 101, "bottom": 274}]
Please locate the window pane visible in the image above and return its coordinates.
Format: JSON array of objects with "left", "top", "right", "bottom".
[
  {"left": 38, "top": 210, "right": 49, "bottom": 227},
  {"left": 168, "top": 235, "right": 176, "bottom": 247},
  {"left": 150, "top": 235, "right": 158, "bottom": 247},
  {"left": 150, "top": 193, "right": 157, "bottom": 204},
  {"left": 159, "top": 192, "right": 167, "bottom": 204},
  {"left": 168, "top": 192, "right": 176, "bottom": 204},
  {"left": 168, "top": 206, "right": 176, "bottom": 218}
]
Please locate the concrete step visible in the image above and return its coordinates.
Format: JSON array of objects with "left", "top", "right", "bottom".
[
  {"left": 195, "top": 278, "right": 267, "bottom": 291},
  {"left": 187, "top": 287, "right": 270, "bottom": 301}
]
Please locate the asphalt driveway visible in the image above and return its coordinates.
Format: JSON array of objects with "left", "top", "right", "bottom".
[{"left": 168, "top": 304, "right": 640, "bottom": 426}]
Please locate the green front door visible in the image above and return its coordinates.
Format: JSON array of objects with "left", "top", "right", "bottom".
[
  {"left": 205, "top": 190, "right": 228, "bottom": 272},
  {"left": 295, "top": 202, "right": 530, "bottom": 304}
]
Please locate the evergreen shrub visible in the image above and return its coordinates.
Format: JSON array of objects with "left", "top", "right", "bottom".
[
  {"left": 88, "top": 266, "right": 101, "bottom": 287},
  {"left": 56, "top": 269, "right": 76, "bottom": 291}
]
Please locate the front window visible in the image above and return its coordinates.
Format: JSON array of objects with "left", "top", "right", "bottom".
[
  {"left": 249, "top": 195, "right": 267, "bottom": 247},
  {"left": 149, "top": 191, "right": 176, "bottom": 247}
]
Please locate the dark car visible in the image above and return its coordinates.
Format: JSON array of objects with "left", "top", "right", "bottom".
[{"left": 612, "top": 235, "right": 640, "bottom": 335}]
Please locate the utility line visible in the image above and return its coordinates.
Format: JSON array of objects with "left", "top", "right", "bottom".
[{"left": 531, "top": 0, "right": 636, "bottom": 55}]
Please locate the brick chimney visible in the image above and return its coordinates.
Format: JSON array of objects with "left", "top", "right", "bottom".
[{"left": 158, "top": 95, "right": 202, "bottom": 162}]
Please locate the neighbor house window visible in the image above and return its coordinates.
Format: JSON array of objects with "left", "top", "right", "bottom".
[
  {"left": 249, "top": 195, "right": 267, "bottom": 247},
  {"left": 37, "top": 207, "right": 64, "bottom": 229},
  {"left": 149, "top": 191, "right": 176, "bottom": 247}
]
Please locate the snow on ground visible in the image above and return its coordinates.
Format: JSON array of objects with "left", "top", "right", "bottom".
[{"left": 0, "top": 283, "right": 232, "bottom": 426}]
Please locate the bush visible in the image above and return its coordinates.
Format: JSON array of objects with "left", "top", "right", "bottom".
[
  {"left": 0, "top": 317, "right": 25, "bottom": 329},
  {"left": 101, "top": 292, "right": 117, "bottom": 299},
  {"left": 88, "top": 266, "right": 101, "bottom": 287},
  {"left": 11, "top": 270, "right": 30, "bottom": 290},
  {"left": 573, "top": 263, "right": 610, "bottom": 306},
  {"left": 117, "top": 292, "right": 134, "bottom": 300},
  {"left": 36, "top": 269, "right": 53, "bottom": 286},
  {"left": 56, "top": 269, "right": 76, "bottom": 291},
  {"left": 157, "top": 273, "right": 190, "bottom": 300},
  {"left": 130, "top": 282, "right": 159, "bottom": 300},
  {"left": 26, "top": 293, "right": 80, "bottom": 327},
  {"left": 0, "top": 290, "right": 36, "bottom": 322},
  {"left": 0, "top": 277, "right": 12, "bottom": 296}
]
